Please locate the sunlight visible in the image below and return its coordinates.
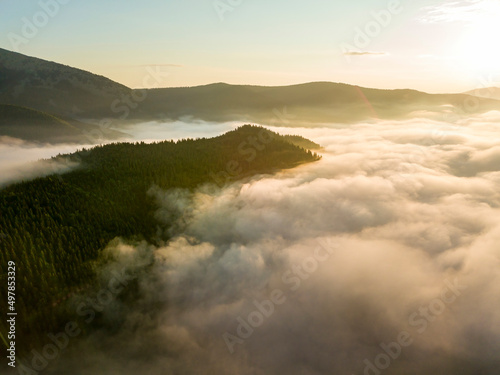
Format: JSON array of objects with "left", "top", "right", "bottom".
[
  {"left": 4, "top": 2, "right": 500, "bottom": 374},
  {"left": 454, "top": 0, "right": 500, "bottom": 73}
]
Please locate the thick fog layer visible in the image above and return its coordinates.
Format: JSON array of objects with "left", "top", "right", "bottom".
[
  {"left": 18, "top": 113, "right": 500, "bottom": 375},
  {"left": 0, "top": 137, "right": 85, "bottom": 187}
]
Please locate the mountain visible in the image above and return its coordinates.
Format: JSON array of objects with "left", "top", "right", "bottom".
[
  {"left": 0, "top": 104, "right": 126, "bottom": 143},
  {"left": 465, "top": 87, "right": 500, "bottom": 101},
  {"left": 2, "top": 48, "right": 500, "bottom": 141},
  {"left": 0, "top": 49, "right": 130, "bottom": 143},
  {"left": 282, "top": 134, "right": 321, "bottom": 150},
  {"left": 140, "top": 82, "right": 500, "bottom": 124},
  {"left": 0, "top": 48, "right": 130, "bottom": 119},
  {"left": 0, "top": 104, "right": 81, "bottom": 142},
  {"left": 0, "top": 125, "right": 320, "bottom": 351}
]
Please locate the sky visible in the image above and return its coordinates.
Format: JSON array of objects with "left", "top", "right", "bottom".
[{"left": 1, "top": 0, "right": 500, "bottom": 93}]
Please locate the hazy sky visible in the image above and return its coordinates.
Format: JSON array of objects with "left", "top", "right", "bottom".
[{"left": 1, "top": 0, "right": 499, "bottom": 93}]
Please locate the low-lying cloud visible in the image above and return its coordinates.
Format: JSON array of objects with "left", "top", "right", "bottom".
[
  {"left": 20, "top": 112, "right": 500, "bottom": 374},
  {"left": 0, "top": 137, "right": 84, "bottom": 187},
  {"left": 0, "top": 121, "right": 238, "bottom": 186},
  {"left": 343, "top": 51, "right": 387, "bottom": 56},
  {"left": 121, "top": 119, "right": 238, "bottom": 143}
]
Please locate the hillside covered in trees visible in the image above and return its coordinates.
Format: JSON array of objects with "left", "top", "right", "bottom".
[
  {"left": 0, "top": 104, "right": 128, "bottom": 144},
  {"left": 0, "top": 125, "right": 320, "bottom": 353}
]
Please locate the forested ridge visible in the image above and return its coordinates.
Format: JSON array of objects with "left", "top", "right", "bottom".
[{"left": 0, "top": 125, "right": 320, "bottom": 352}]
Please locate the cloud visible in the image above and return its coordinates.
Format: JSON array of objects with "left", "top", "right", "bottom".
[
  {"left": 135, "top": 64, "right": 183, "bottom": 68},
  {"left": 0, "top": 138, "right": 83, "bottom": 186},
  {"left": 121, "top": 120, "right": 238, "bottom": 143},
  {"left": 343, "top": 51, "right": 387, "bottom": 56},
  {"left": 418, "top": 0, "right": 489, "bottom": 24},
  {"left": 17, "top": 113, "right": 500, "bottom": 375}
]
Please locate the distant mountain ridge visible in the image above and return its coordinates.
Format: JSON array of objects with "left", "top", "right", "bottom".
[
  {"left": 141, "top": 82, "right": 500, "bottom": 124},
  {"left": 2, "top": 48, "right": 500, "bottom": 143},
  {"left": 465, "top": 87, "right": 500, "bottom": 101},
  {"left": 0, "top": 104, "right": 80, "bottom": 142},
  {"left": 0, "top": 48, "right": 130, "bottom": 118},
  {"left": 0, "top": 104, "right": 127, "bottom": 144}
]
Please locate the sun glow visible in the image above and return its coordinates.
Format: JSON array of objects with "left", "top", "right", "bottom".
[{"left": 454, "top": 0, "right": 500, "bottom": 74}]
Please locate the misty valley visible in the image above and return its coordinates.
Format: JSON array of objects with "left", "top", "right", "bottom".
[
  {"left": 0, "top": 125, "right": 321, "bottom": 371},
  {"left": 2, "top": 44, "right": 500, "bottom": 375}
]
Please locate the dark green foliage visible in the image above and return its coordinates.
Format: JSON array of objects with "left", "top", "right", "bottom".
[
  {"left": 0, "top": 125, "right": 320, "bottom": 352},
  {"left": 0, "top": 104, "right": 79, "bottom": 143},
  {"left": 282, "top": 135, "right": 321, "bottom": 150},
  {"left": 0, "top": 104, "right": 127, "bottom": 144}
]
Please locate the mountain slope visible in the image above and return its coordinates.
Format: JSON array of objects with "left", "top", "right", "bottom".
[
  {"left": 282, "top": 134, "right": 321, "bottom": 150},
  {"left": 0, "top": 104, "right": 81, "bottom": 142},
  {"left": 140, "top": 82, "right": 500, "bottom": 124},
  {"left": 0, "top": 125, "right": 320, "bottom": 352},
  {"left": 0, "top": 48, "right": 130, "bottom": 118},
  {"left": 2, "top": 48, "right": 500, "bottom": 132},
  {"left": 0, "top": 104, "right": 128, "bottom": 144},
  {"left": 465, "top": 87, "right": 500, "bottom": 101}
]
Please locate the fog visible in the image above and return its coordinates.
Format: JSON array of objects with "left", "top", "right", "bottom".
[
  {"left": 15, "top": 112, "right": 500, "bottom": 374},
  {"left": 0, "top": 121, "right": 238, "bottom": 186},
  {"left": 121, "top": 120, "right": 238, "bottom": 143},
  {"left": 0, "top": 137, "right": 87, "bottom": 187}
]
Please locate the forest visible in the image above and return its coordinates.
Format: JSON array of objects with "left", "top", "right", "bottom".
[{"left": 0, "top": 125, "right": 320, "bottom": 353}]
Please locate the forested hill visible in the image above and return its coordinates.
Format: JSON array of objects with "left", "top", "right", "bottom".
[
  {"left": 0, "top": 104, "right": 127, "bottom": 144},
  {"left": 0, "top": 104, "right": 80, "bottom": 143},
  {"left": 0, "top": 125, "right": 320, "bottom": 353}
]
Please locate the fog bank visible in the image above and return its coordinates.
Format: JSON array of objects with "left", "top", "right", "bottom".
[{"left": 18, "top": 112, "right": 500, "bottom": 374}]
